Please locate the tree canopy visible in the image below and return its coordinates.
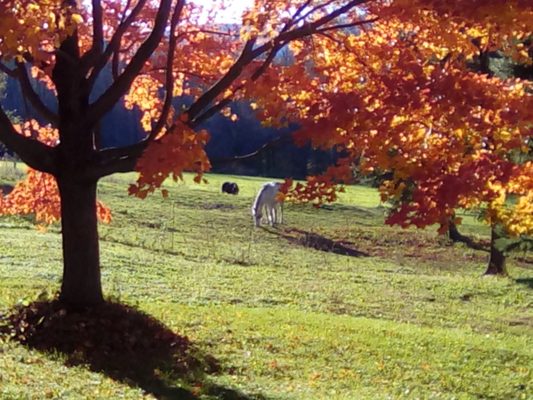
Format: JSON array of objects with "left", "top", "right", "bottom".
[{"left": 276, "top": 2, "right": 533, "bottom": 238}]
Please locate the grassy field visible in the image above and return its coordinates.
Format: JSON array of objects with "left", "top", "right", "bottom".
[{"left": 0, "top": 168, "right": 531, "bottom": 399}]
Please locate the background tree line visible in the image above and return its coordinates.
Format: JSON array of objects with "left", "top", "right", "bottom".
[{"left": 0, "top": 59, "right": 337, "bottom": 180}]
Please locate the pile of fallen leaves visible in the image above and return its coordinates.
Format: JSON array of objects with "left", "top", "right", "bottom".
[{"left": 0, "top": 299, "right": 219, "bottom": 385}]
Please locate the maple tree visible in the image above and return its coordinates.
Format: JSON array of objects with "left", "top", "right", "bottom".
[
  {"left": 0, "top": 1, "right": 532, "bottom": 307},
  {"left": 275, "top": 2, "right": 533, "bottom": 275}
]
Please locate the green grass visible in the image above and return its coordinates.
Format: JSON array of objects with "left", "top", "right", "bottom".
[{"left": 0, "top": 171, "right": 532, "bottom": 399}]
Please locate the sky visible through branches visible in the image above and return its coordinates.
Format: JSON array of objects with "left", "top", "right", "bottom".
[{"left": 193, "top": 0, "right": 251, "bottom": 23}]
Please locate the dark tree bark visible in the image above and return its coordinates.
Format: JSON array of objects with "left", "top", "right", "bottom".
[
  {"left": 448, "top": 214, "right": 470, "bottom": 243},
  {"left": 50, "top": 19, "right": 104, "bottom": 307},
  {"left": 448, "top": 220, "right": 463, "bottom": 241},
  {"left": 57, "top": 177, "right": 103, "bottom": 306},
  {"left": 485, "top": 225, "right": 508, "bottom": 276}
]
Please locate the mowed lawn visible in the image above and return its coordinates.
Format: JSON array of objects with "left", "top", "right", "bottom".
[{"left": 0, "top": 169, "right": 532, "bottom": 399}]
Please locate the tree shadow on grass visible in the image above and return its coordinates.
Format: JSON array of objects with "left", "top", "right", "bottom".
[
  {"left": 0, "top": 299, "right": 267, "bottom": 400},
  {"left": 515, "top": 278, "right": 533, "bottom": 289},
  {"left": 268, "top": 227, "right": 369, "bottom": 257}
]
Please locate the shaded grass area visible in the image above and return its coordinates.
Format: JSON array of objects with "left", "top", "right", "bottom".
[
  {"left": 0, "top": 298, "right": 264, "bottom": 400},
  {"left": 0, "top": 172, "right": 532, "bottom": 399},
  {"left": 1, "top": 300, "right": 215, "bottom": 400}
]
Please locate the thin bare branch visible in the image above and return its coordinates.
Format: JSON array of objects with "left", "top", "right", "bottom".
[
  {"left": 184, "top": 28, "right": 240, "bottom": 37},
  {"left": 278, "top": 0, "right": 314, "bottom": 33},
  {"left": 211, "top": 134, "right": 293, "bottom": 166},
  {"left": 191, "top": 96, "right": 234, "bottom": 127},
  {"left": 251, "top": 45, "right": 283, "bottom": 81},
  {"left": 86, "top": 154, "right": 139, "bottom": 178},
  {"left": 15, "top": 63, "right": 59, "bottom": 124},
  {"left": 294, "top": 0, "right": 315, "bottom": 20},
  {"left": 316, "top": 17, "right": 379, "bottom": 33},
  {"left": 148, "top": 67, "right": 212, "bottom": 81},
  {"left": 317, "top": 31, "right": 342, "bottom": 43},
  {"left": 294, "top": 0, "right": 337, "bottom": 26},
  {"left": 119, "top": 0, "right": 134, "bottom": 25},
  {"left": 111, "top": 45, "right": 120, "bottom": 80}
]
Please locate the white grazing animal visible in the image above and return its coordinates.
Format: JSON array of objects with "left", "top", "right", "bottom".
[{"left": 251, "top": 182, "right": 283, "bottom": 227}]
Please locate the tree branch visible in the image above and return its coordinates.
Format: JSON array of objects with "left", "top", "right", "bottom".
[
  {"left": 294, "top": 0, "right": 337, "bottom": 26},
  {"left": 316, "top": 17, "right": 379, "bottom": 33},
  {"left": 293, "top": 0, "right": 315, "bottom": 21},
  {"left": 192, "top": 43, "right": 284, "bottom": 126},
  {"left": 81, "top": 0, "right": 104, "bottom": 65},
  {"left": 191, "top": 97, "right": 234, "bottom": 127},
  {"left": 150, "top": 0, "right": 185, "bottom": 141},
  {"left": 85, "top": 0, "right": 147, "bottom": 87},
  {"left": 88, "top": 154, "right": 139, "bottom": 178},
  {"left": 317, "top": 31, "right": 342, "bottom": 43},
  {"left": 92, "top": 0, "right": 104, "bottom": 49},
  {"left": 251, "top": 0, "right": 370, "bottom": 59},
  {"left": 211, "top": 134, "right": 293, "bottom": 166},
  {"left": 188, "top": 0, "right": 369, "bottom": 124},
  {"left": 0, "top": 106, "right": 57, "bottom": 174},
  {"left": 85, "top": 0, "right": 173, "bottom": 126},
  {"left": 86, "top": 140, "right": 149, "bottom": 179},
  {"left": 147, "top": 66, "right": 213, "bottom": 81},
  {"left": 87, "top": 0, "right": 371, "bottom": 178},
  {"left": 0, "top": 63, "right": 16, "bottom": 77},
  {"left": 185, "top": 38, "right": 257, "bottom": 121},
  {"left": 111, "top": 43, "right": 120, "bottom": 80},
  {"left": 185, "top": 29, "right": 239, "bottom": 38},
  {"left": 15, "top": 63, "right": 59, "bottom": 124},
  {"left": 251, "top": 44, "right": 284, "bottom": 81}
]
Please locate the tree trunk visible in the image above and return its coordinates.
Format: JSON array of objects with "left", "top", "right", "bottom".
[
  {"left": 485, "top": 225, "right": 507, "bottom": 276},
  {"left": 57, "top": 177, "right": 103, "bottom": 307},
  {"left": 448, "top": 218, "right": 465, "bottom": 242}
]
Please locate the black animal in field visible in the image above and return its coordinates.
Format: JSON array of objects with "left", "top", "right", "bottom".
[
  {"left": 0, "top": 184, "right": 14, "bottom": 196},
  {"left": 221, "top": 182, "right": 239, "bottom": 195}
]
